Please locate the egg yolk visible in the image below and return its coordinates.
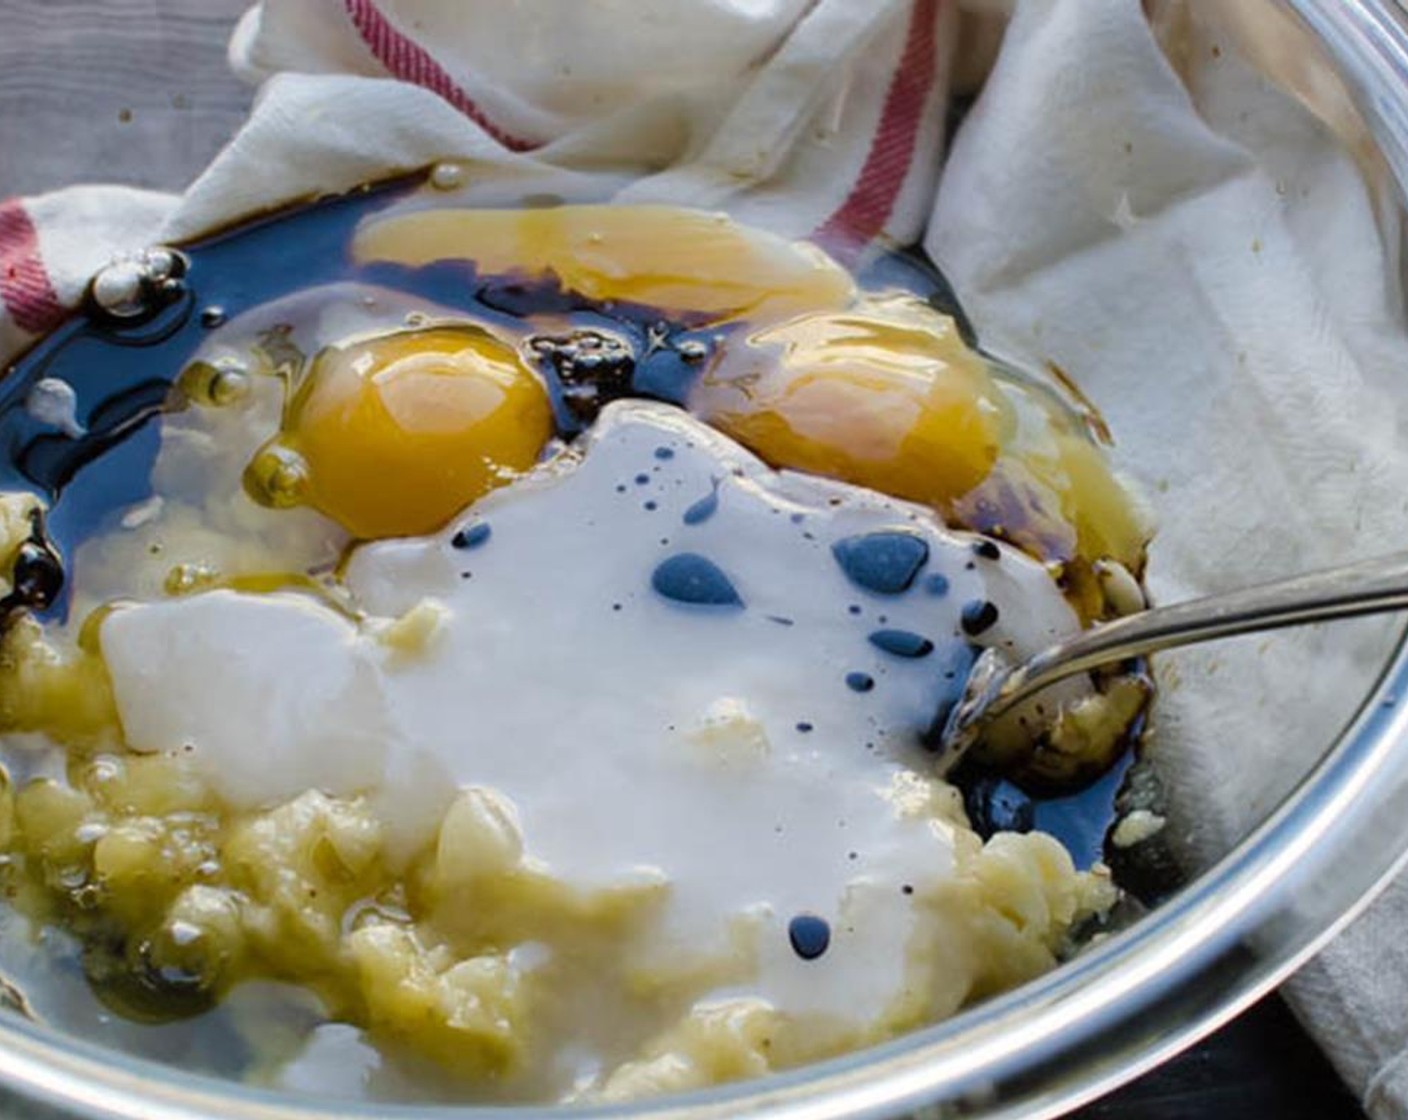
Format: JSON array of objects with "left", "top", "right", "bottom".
[
  {"left": 352, "top": 204, "right": 855, "bottom": 326},
  {"left": 695, "top": 294, "right": 1006, "bottom": 511},
  {"left": 246, "top": 325, "right": 552, "bottom": 539},
  {"left": 694, "top": 293, "right": 1150, "bottom": 615}
]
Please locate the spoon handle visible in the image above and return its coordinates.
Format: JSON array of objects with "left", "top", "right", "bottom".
[{"left": 989, "top": 550, "right": 1408, "bottom": 717}]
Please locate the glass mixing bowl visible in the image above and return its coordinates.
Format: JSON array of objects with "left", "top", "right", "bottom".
[{"left": 1, "top": 0, "right": 1408, "bottom": 1116}]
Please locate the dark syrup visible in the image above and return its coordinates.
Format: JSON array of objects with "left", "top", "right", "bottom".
[
  {"left": 0, "top": 173, "right": 729, "bottom": 622},
  {"left": 0, "top": 175, "right": 1165, "bottom": 1078}
]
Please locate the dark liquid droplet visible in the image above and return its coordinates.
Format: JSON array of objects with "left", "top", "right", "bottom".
[
  {"left": 524, "top": 326, "right": 637, "bottom": 430},
  {"left": 868, "top": 629, "right": 934, "bottom": 658},
  {"left": 787, "top": 914, "right": 831, "bottom": 961},
  {"left": 682, "top": 482, "right": 720, "bottom": 526},
  {"left": 0, "top": 509, "right": 65, "bottom": 618},
  {"left": 971, "top": 539, "right": 1001, "bottom": 561},
  {"left": 11, "top": 541, "right": 64, "bottom": 609},
  {"left": 845, "top": 671, "right": 875, "bottom": 693},
  {"left": 964, "top": 776, "right": 1035, "bottom": 837},
  {"left": 451, "top": 522, "right": 492, "bottom": 550},
  {"left": 651, "top": 553, "right": 744, "bottom": 608},
  {"left": 832, "top": 531, "right": 929, "bottom": 594},
  {"left": 960, "top": 599, "right": 999, "bottom": 636}
]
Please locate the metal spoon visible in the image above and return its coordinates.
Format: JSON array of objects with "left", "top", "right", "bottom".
[{"left": 941, "top": 550, "right": 1408, "bottom": 757}]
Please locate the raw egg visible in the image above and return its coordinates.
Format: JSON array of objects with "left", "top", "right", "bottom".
[
  {"left": 351, "top": 205, "right": 855, "bottom": 326},
  {"left": 245, "top": 324, "right": 553, "bottom": 539},
  {"left": 693, "top": 293, "right": 1150, "bottom": 610},
  {"left": 693, "top": 293, "right": 1007, "bottom": 512}
]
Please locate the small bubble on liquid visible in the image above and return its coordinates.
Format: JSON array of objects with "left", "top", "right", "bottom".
[
  {"left": 677, "top": 339, "right": 709, "bottom": 363},
  {"left": 164, "top": 563, "right": 217, "bottom": 597},
  {"left": 179, "top": 360, "right": 250, "bottom": 408},
  {"left": 210, "top": 370, "right": 250, "bottom": 407},
  {"left": 90, "top": 258, "right": 149, "bottom": 319},
  {"left": 245, "top": 443, "right": 310, "bottom": 510},
  {"left": 429, "top": 162, "right": 467, "bottom": 190}
]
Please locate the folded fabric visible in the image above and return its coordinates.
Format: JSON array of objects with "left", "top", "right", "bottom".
[{"left": 930, "top": 2, "right": 1408, "bottom": 1115}]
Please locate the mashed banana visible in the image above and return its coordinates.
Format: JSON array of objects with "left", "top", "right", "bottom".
[
  {"left": 0, "top": 738, "right": 1113, "bottom": 1097},
  {"left": 0, "top": 481, "right": 1116, "bottom": 1100}
]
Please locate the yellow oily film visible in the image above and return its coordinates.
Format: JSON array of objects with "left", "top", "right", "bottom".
[
  {"left": 694, "top": 293, "right": 1008, "bottom": 514},
  {"left": 351, "top": 205, "right": 855, "bottom": 326},
  {"left": 951, "top": 372, "right": 1150, "bottom": 618},
  {"left": 244, "top": 324, "right": 553, "bottom": 540},
  {"left": 1046, "top": 435, "right": 1149, "bottom": 572}
]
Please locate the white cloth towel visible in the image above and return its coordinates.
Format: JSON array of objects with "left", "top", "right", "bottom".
[
  {"left": 931, "top": 2, "right": 1408, "bottom": 1113},
  {"left": 3, "top": 0, "right": 1408, "bottom": 1112}
]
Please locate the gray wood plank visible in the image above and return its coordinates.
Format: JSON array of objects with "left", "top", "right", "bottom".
[{"left": 0, "top": 0, "right": 253, "bottom": 198}]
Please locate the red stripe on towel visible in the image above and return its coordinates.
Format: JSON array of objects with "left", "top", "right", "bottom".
[
  {"left": 0, "top": 200, "right": 64, "bottom": 335},
  {"left": 813, "top": 0, "right": 941, "bottom": 258},
  {"left": 343, "top": 0, "right": 542, "bottom": 152}
]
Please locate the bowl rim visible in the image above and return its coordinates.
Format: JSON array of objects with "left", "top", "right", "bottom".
[{"left": 2, "top": 1, "right": 1408, "bottom": 1117}]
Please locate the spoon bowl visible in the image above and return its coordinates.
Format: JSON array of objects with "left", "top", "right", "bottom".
[{"left": 941, "top": 550, "right": 1408, "bottom": 758}]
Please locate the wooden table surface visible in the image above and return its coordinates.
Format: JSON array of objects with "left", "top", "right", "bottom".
[{"left": 0, "top": 2, "right": 1373, "bottom": 1117}]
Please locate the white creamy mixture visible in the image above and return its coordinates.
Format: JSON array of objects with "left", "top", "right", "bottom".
[{"left": 100, "top": 402, "right": 1085, "bottom": 1035}]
